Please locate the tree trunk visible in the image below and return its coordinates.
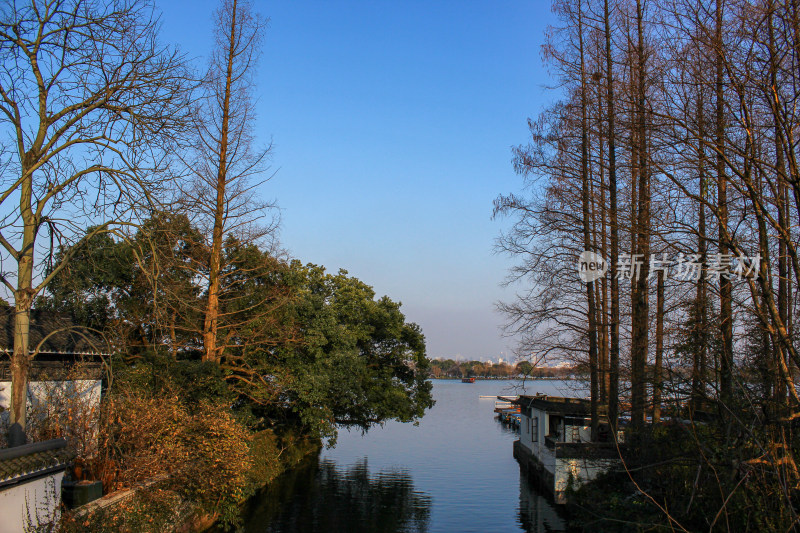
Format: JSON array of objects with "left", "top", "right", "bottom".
[
  {"left": 630, "top": 0, "right": 650, "bottom": 428},
  {"left": 596, "top": 67, "right": 610, "bottom": 408},
  {"left": 692, "top": 63, "right": 708, "bottom": 413},
  {"left": 653, "top": 269, "right": 664, "bottom": 423},
  {"left": 770, "top": 0, "right": 790, "bottom": 405},
  {"left": 9, "top": 163, "right": 37, "bottom": 445},
  {"left": 203, "top": 0, "right": 240, "bottom": 364},
  {"left": 10, "top": 299, "right": 32, "bottom": 446},
  {"left": 604, "top": 0, "right": 621, "bottom": 432},
  {"left": 578, "top": 2, "right": 599, "bottom": 441},
  {"left": 715, "top": 0, "right": 733, "bottom": 408}
]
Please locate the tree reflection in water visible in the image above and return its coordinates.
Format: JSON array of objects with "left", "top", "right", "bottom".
[{"left": 239, "top": 453, "right": 431, "bottom": 533}]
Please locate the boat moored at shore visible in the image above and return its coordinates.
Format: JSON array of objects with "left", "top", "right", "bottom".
[{"left": 511, "top": 394, "right": 620, "bottom": 504}]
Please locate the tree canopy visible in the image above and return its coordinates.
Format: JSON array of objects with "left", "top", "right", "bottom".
[{"left": 38, "top": 216, "right": 433, "bottom": 440}]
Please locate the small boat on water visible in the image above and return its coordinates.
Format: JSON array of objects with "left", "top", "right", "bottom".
[{"left": 461, "top": 377, "right": 475, "bottom": 383}]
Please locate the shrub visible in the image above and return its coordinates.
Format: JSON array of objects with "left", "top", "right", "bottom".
[
  {"left": 248, "top": 429, "right": 283, "bottom": 489},
  {"left": 173, "top": 402, "right": 254, "bottom": 527},
  {"left": 86, "top": 391, "right": 256, "bottom": 529}
]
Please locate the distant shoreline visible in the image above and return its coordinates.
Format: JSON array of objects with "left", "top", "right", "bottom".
[{"left": 430, "top": 376, "right": 579, "bottom": 381}]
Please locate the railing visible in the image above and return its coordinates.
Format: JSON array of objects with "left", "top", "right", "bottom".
[{"left": 542, "top": 435, "right": 620, "bottom": 459}]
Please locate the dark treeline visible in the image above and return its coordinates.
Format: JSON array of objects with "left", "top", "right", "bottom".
[
  {"left": 496, "top": 0, "right": 800, "bottom": 530},
  {"left": 429, "top": 359, "right": 575, "bottom": 379}
]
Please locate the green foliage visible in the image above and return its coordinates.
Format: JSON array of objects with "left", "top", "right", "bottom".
[
  {"left": 38, "top": 231, "right": 134, "bottom": 332},
  {"left": 108, "top": 353, "right": 233, "bottom": 410},
  {"left": 515, "top": 360, "right": 533, "bottom": 376},
  {"left": 175, "top": 402, "right": 255, "bottom": 527},
  {"left": 38, "top": 214, "right": 204, "bottom": 355},
  {"left": 248, "top": 429, "right": 283, "bottom": 488},
  {"left": 165, "top": 360, "right": 233, "bottom": 409},
  {"left": 40, "top": 215, "right": 434, "bottom": 530},
  {"left": 247, "top": 427, "right": 319, "bottom": 490},
  {"left": 265, "top": 262, "right": 434, "bottom": 439}
]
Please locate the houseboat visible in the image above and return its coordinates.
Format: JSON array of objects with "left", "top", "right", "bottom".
[
  {"left": 512, "top": 394, "right": 619, "bottom": 504},
  {"left": 494, "top": 397, "right": 521, "bottom": 428}
]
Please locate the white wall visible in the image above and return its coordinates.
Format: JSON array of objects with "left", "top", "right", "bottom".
[
  {"left": 520, "top": 408, "right": 547, "bottom": 454},
  {"left": 0, "top": 380, "right": 102, "bottom": 412},
  {"left": 520, "top": 413, "right": 534, "bottom": 451},
  {"left": 0, "top": 472, "right": 64, "bottom": 533},
  {"left": 553, "top": 457, "right": 618, "bottom": 502},
  {"left": 538, "top": 443, "right": 557, "bottom": 474},
  {"left": 0, "top": 379, "right": 102, "bottom": 453}
]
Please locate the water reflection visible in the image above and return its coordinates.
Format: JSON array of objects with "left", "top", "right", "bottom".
[
  {"left": 238, "top": 380, "right": 578, "bottom": 532},
  {"left": 241, "top": 453, "right": 431, "bottom": 533},
  {"left": 517, "top": 466, "right": 567, "bottom": 533}
]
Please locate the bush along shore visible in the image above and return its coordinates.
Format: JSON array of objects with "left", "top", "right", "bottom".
[
  {"left": 564, "top": 404, "right": 799, "bottom": 532},
  {"left": 63, "top": 417, "right": 320, "bottom": 533},
  {"left": 8, "top": 222, "right": 433, "bottom": 532},
  {"left": 43, "top": 350, "right": 429, "bottom": 532},
  {"left": 41, "top": 360, "right": 321, "bottom": 533}
]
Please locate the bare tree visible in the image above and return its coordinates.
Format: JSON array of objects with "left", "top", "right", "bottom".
[
  {"left": 501, "top": 0, "right": 800, "bottom": 524},
  {"left": 0, "top": 0, "right": 191, "bottom": 444},
  {"left": 577, "top": 0, "right": 602, "bottom": 441},
  {"left": 181, "top": 0, "right": 277, "bottom": 365},
  {"left": 602, "top": 0, "right": 622, "bottom": 431}
]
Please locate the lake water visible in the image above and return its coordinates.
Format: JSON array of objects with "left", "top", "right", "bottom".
[{"left": 238, "top": 379, "right": 584, "bottom": 532}]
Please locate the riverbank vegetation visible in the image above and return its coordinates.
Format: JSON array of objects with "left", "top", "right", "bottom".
[
  {"left": 497, "top": 0, "right": 800, "bottom": 530},
  {"left": 20, "top": 214, "right": 432, "bottom": 530},
  {"left": 0, "top": 0, "right": 432, "bottom": 530},
  {"left": 428, "top": 359, "right": 576, "bottom": 380}
]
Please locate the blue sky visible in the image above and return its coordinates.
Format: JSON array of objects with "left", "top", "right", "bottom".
[{"left": 158, "top": 1, "right": 558, "bottom": 360}]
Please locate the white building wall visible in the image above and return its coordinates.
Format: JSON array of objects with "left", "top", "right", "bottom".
[
  {"left": 521, "top": 404, "right": 617, "bottom": 504},
  {"left": 0, "top": 379, "right": 102, "bottom": 412},
  {"left": 554, "top": 458, "right": 573, "bottom": 495},
  {"left": 520, "top": 413, "right": 533, "bottom": 451},
  {"left": 0, "top": 472, "right": 64, "bottom": 533},
  {"left": 540, "top": 411, "right": 549, "bottom": 445},
  {"left": 520, "top": 408, "right": 548, "bottom": 456},
  {"left": 538, "top": 444, "right": 557, "bottom": 474},
  {"left": 553, "top": 457, "right": 618, "bottom": 500}
]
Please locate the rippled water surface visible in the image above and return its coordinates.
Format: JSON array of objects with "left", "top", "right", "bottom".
[{"left": 239, "top": 379, "right": 582, "bottom": 532}]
